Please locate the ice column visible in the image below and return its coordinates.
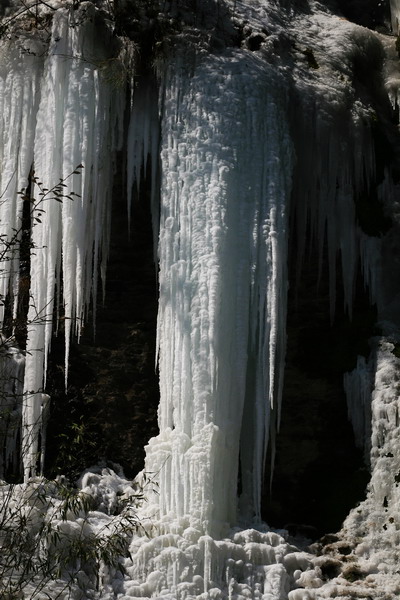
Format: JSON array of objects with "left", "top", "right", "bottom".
[{"left": 144, "top": 52, "right": 293, "bottom": 536}]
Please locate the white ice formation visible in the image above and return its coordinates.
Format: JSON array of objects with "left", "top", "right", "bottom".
[
  {"left": 1, "top": 0, "right": 400, "bottom": 598},
  {"left": 145, "top": 53, "right": 292, "bottom": 536},
  {"left": 0, "top": 4, "right": 125, "bottom": 478}
]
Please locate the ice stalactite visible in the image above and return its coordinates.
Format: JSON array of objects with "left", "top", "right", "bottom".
[
  {"left": 0, "top": 4, "right": 125, "bottom": 480},
  {"left": 141, "top": 52, "right": 293, "bottom": 538},
  {"left": 127, "top": 76, "right": 160, "bottom": 246},
  {"left": 291, "top": 89, "right": 379, "bottom": 321}
]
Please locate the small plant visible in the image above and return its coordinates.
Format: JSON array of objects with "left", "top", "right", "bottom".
[{"left": 0, "top": 470, "right": 144, "bottom": 598}]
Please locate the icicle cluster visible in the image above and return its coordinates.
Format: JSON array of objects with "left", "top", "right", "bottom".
[
  {"left": 0, "top": 37, "right": 43, "bottom": 327},
  {"left": 0, "top": 4, "right": 125, "bottom": 479},
  {"left": 23, "top": 6, "right": 126, "bottom": 479},
  {"left": 287, "top": 11, "right": 388, "bottom": 321},
  {"left": 291, "top": 88, "right": 380, "bottom": 319},
  {"left": 127, "top": 76, "right": 160, "bottom": 244}
]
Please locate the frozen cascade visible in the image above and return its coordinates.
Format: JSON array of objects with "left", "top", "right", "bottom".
[
  {"left": 2, "top": 0, "right": 400, "bottom": 598},
  {"left": 142, "top": 52, "right": 293, "bottom": 539},
  {"left": 123, "top": 12, "right": 400, "bottom": 598}
]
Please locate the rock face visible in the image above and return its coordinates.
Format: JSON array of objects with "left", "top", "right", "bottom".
[{"left": 264, "top": 255, "right": 373, "bottom": 536}]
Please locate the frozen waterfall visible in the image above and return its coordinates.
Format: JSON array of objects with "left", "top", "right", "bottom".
[{"left": 1, "top": 0, "right": 400, "bottom": 598}]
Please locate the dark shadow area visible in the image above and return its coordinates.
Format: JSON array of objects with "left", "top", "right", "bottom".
[
  {"left": 44, "top": 155, "right": 160, "bottom": 481},
  {"left": 334, "top": 0, "right": 390, "bottom": 30},
  {"left": 263, "top": 251, "right": 373, "bottom": 539}
]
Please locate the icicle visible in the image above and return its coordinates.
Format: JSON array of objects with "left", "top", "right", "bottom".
[
  {"left": 0, "top": 337, "right": 24, "bottom": 478},
  {"left": 127, "top": 76, "right": 160, "bottom": 239},
  {"left": 0, "top": 41, "right": 42, "bottom": 328}
]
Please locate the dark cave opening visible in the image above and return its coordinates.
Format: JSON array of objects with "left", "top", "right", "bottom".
[{"left": 263, "top": 252, "right": 373, "bottom": 539}]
